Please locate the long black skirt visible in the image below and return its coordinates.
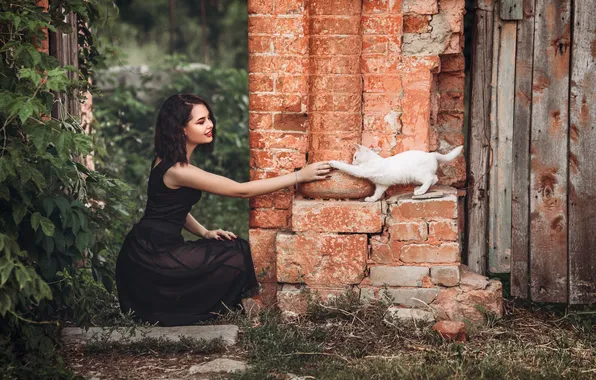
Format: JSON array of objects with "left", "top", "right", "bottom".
[{"left": 115, "top": 222, "right": 258, "bottom": 326}]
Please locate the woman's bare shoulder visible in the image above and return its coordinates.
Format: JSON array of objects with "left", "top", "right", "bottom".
[{"left": 164, "top": 161, "right": 245, "bottom": 197}]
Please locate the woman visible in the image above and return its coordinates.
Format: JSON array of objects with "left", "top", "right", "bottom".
[{"left": 115, "top": 94, "right": 332, "bottom": 326}]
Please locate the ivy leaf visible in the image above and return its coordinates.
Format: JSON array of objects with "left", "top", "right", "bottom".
[
  {"left": 45, "top": 72, "right": 69, "bottom": 92},
  {"left": 40, "top": 217, "right": 54, "bottom": 237},
  {"left": 15, "top": 266, "right": 31, "bottom": 290},
  {"left": 13, "top": 15, "right": 21, "bottom": 30},
  {"left": 71, "top": 199, "right": 85, "bottom": 208},
  {"left": 28, "top": 124, "right": 47, "bottom": 152},
  {"left": 42, "top": 197, "right": 54, "bottom": 216},
  {"left": 55, "top": 132, "right": 68, "bottom": 159},
  {"left": 75, "top": 231, "right": 89, "bottom": 252},
  {"left": 18, "top": 68, "right": 41, "bottom": 85},
  {"left": 74, "top": 162, "right": 91, "bottom": 175},
  {"left": 15, "top": 44, "right": 41, "bottom": 67},
  {"left": 42, "top": 236, "right": 54, "bottom": 254},
  {"left": 0, "top": 258, "right": 15, "bottom": 287},
  {"left": 20, "top": 167, "right": 32, "bottom": 185},
  {"left": 0, "top": 185, "right": 9, "bottom": 201},
  {"left": 23, "top": 44, "right": 41, "bottom": 66},
  {"left": 60, "top": 211, "right": 70, "bottom": 229},
  {"left": 12, "top": 204, "right": 27, "bottom": 225},
  {"left": 73, "top": 133, "right": 92, "bottom": 155},
  {"left": 71, "top": 213, "right": 80, "bottom": 235},
  {"left": 36, "top": 278, "right": 53, "bottom": 301},
  {"left": 31, "top": 212, "right": 41, "bottom": 231},
  {"left": 0, "top": 158, "right": 15, "bottom": 183},
  {"left": 74, "top": 209, "right": 86, "bottom": 231},
  {"left": 54, "top": 196, "right": 70, "bottom": 218},
  {"left": 29, "top": 167, "right": 46, "bottom": 190},
  {"left": 0, "top": 292, "right": 12, "bottom": 317},
  {"left": 65, "top": 234, "right": 74, "bottom": 249},
  {"left": 53, "top": 229, "right": 66, "bottom": 252},
  {"left": 19, "top": 103, "right": 34, "bottom": 124}
]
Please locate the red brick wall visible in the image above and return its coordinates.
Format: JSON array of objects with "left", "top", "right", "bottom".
[{"left": 248, "top": 0, "right": 467, "bottom": 310}]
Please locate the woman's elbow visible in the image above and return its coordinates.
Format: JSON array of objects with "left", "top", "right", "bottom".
[
  {"left": 232, "top": 183, "right": 251, "bottom": 199},
  {"left": 233, "top": 190, "right": 251, "bottom": 199}
]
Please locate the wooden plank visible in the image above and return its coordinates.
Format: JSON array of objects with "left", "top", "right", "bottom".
[
  {"left": 50, "top": 12, "right": 79, "bottom": 120},
  {"left": 466, "top": 1, "right": 495, "bottom": 275},
  {"left": 477, "top": 0, "right": 495, "bottom": 11},
  {"left": 501, "top": 0, "right": 524, "bottom": 20},
  {"left": 568, "top": 0, "right": 596, "bottom": 305},
  {"left": 511, "top": 0, "right": 535, "bottom": 299},
  {"left": 529, "top": 0, "right": 570, "bottom": 303},
  {"left": 487, "top": 5, "right": 500, "bottom": 275},
  {"left": 489, "top": 20, "right": 516, "bottom": 274}
]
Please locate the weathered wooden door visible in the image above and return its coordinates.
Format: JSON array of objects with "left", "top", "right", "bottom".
[{"left": 466, "top": 0, "right": 596, "bottom": 304}]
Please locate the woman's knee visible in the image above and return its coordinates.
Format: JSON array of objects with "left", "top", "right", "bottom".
[{"left": 234, "top": 237, "right": 251, "bottom": 252}]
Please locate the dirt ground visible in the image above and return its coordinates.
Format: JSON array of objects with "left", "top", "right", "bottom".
[{"left": 61, "top": 299, "right": 596, "bottom": 380}]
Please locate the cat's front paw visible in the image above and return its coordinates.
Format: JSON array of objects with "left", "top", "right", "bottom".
[
  {"left": 414, "top": 187, "right": 427, "bottom": 196},
  {"left": 328, "top": 160, "right": 341, "bottom": 168},
  {"left": 364, "top": 196, "right": 379, "bottom": 202}
]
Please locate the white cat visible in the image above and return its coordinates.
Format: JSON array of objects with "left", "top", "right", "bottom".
[{"left": 329, "top": 145, "right": 464, "bottom": 202}]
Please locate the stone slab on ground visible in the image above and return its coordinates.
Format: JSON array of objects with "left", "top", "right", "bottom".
[
  {"left": 61, "top": 325, "right": 238, "bottom": 346},
  {"left": 386, "top": 306, "right": 436, "bottom": 323},
  {"left": 188, "top": 358, "right": 248, "bottom": 374}
]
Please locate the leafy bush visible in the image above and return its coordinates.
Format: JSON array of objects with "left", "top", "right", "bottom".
[{"left": 0, "top": 0, "right": 135, "bottom": 377}]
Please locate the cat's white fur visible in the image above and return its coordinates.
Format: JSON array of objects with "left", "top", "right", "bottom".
[{"left": 329, "top": 145, "right": 464, "bottom": 202}]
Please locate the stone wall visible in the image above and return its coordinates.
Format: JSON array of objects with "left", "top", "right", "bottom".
[{"left": 248, "top": 0, "right": 501, "bottom": 323}]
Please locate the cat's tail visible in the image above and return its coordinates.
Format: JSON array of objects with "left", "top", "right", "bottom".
[{"left": 432, "top": 146, "right": 463, "bottom": 163}]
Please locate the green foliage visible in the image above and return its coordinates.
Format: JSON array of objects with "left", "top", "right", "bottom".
[
  {"left": 93, "top": 56, "right": 250, "bottom": 237},
  {"left": 0, "top": 0, "right": 135, "bottom": 377},
  {"left": 94, "top": 0, "right": 248, "bottom": 69}
]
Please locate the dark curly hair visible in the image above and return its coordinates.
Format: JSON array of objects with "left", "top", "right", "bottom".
[{"left": 154, "top": 94, "right": 216, "bottom": 164}]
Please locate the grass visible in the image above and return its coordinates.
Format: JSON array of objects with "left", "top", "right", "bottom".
[
  {"left": 227, "top": 293, "right": 595, "bottom": 380},
  {"left": 62, "top": 293, "right": 596, "bottom": 379}
]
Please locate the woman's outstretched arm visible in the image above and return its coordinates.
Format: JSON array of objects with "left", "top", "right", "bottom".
[{"left": 166, "top": 161, "right": 332, "bottom": 199}]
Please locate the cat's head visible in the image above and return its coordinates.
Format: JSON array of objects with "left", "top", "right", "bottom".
[{"left": 352, "top": 144, "right": 379, "bottom": 165}]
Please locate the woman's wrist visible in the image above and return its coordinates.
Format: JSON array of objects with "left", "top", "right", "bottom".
[{"left": 295, "top": 169, "right": 302, "bottom": 185}]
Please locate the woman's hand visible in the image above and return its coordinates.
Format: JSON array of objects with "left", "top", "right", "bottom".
[
  {"left": 297, "top": 162, "right": 333, "bottom": 183},
  {"left": 203, "top": 229, "right": 237, "bottom": 241}
]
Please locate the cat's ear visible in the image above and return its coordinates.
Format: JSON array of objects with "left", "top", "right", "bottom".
[{"left": 355, "top": 144, "right": 368, "bottom": 151}]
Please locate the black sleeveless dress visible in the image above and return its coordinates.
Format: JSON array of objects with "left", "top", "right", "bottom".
[{"left": 115, "top": 158, "right": 258, "bottom": 326}]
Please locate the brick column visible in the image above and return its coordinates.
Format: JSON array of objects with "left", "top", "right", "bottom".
[
  {"left": 306, "top": 0, "right": 362, "bottom": 163},
  {"left": 248, "top": 0, "right": 310, "bottom": 305},
  {"left": 360, "top": 0, "right": 404, "bottom": 157},
  {"left": 298, "top": 0, "right": 375, "bottom": 199}
]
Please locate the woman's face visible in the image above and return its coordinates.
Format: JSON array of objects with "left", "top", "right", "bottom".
[{"left": 184, "top": 104, "right": 213, "bottom": 145}]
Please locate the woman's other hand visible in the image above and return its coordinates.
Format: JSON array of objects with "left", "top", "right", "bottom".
[
  {"left": 203, "top": 229, "right": 237, "bottom": 241},
  {"left": 297, "top": 162, "right": 333, "bottom": 183}
]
